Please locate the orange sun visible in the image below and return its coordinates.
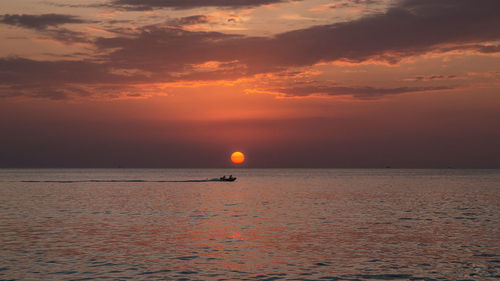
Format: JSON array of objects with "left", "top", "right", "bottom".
[{"left": 231, "top": 151, "right": 245, "bottom": 164}]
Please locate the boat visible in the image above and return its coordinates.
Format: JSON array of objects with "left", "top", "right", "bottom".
[{"left": 220, "top": 175, "right": 236, "bottom": 182}]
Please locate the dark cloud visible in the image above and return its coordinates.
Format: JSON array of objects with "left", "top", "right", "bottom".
[
  {"left": 404, "top": 75, "right": 459, "bottom": 82},
  {"left": 41, "top": 28, "right": 91, "bottom": 44},
  {"left": 476, "top": 44, "right": 500, "bottom": 54},
  {"left": 110, "top": 0, "right": 296, "bottom": 11},
  {"left": 0, "top": 14, "right": 88, "bottom": 30},
  {"left": 95, "top": 0, "right": 500, "bottom": 75},
  {"left": 29, "top": 89, "right": 71, "bottom": 100},
  {"left": 167, "top": 15, "right": 210, "bottom": 27},
  {"left": 94, "top": 26, "right": 243, "bottom": 73},
  {"left": 106, "top": 19, "right": 134, "bottom": 24},
  {"left": 433, "top": 43, "right": 500, "bottom": 55},
  {"left": 0, "top": 57, "right": 116, "bottom": 85},
  {"left": 0, "top": 57, "right": 154, "bottom": 100},
  {"left": 1, "top": 0, "right": 499, "bottom": 100},
  {"left": 0, "top": 14, "right": 94, "bottom": 45},
  {"left": 328, "top": 0, "right": 380, "bottom": 9},
  {"left": 0, "top": 84, "right": 93, "bottom": 100},
  {"left": 271, "top": 85, "right": 452, "bottom": 99},
  {"left": 263, "top": 0, "right": 500, "bottom": 65}
]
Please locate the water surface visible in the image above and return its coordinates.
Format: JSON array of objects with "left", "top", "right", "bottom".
[{"left": 0, "top": 169, "right": 499, "bottom": 280}]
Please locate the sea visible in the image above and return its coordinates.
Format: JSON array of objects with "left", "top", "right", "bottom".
[{"left": 0, "top": 169, "right": 499, "bottom": 281}]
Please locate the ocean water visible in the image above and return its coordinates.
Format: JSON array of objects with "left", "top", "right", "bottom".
[{"left": 0, "top": 169, "right": 499, "bottom": 281}]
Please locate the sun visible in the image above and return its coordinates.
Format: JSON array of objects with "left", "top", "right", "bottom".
[{"left": 231, "top": 151, "right": 245, "bottom": 164}]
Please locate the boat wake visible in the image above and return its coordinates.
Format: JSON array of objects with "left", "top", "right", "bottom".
[{"left": 20, "top": 178, "right": 229, "bottom": 183}]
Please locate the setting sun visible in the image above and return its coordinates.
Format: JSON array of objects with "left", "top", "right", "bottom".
[{"left": 231, "top": 151, "right": 245, "bottom": 164}]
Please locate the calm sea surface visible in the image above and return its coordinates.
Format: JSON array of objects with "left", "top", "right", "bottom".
[{"left": 0, "top": 169, "right": 499, "bottom": 281}]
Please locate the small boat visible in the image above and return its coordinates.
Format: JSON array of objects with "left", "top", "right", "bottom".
[{"left": 220, "top": 175, "right": 236, "bottom": 182}]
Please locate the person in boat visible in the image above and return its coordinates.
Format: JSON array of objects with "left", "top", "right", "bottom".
[
  {"left": 229, "top": 175, "right": 233, "bottom": 179},
  {"left": 221, "top": 175, "right": 226, "bottom": 180}
]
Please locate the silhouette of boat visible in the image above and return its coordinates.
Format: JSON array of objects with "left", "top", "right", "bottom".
[{"left": 220, "top": 176, "right": 236, "bottom": 182}]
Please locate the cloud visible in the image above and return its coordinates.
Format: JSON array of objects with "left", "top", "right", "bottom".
[
  {"left": 309, "top": 0, "right": 382, "bottom": 12},
  {"left": 167, "top": 15, "right": 211, "bottom": 27},
  {"left": 475, "top": 44, "right": 500, "bottom": 54},
  {"left": 433, "top": 43, "right": 500, "bottom": 55},
  {"left": 110, "top": 0, "right": 296, "bottom": 11},
  {"left": 264, "top": 0, "right": 500, "bottom": 65},
  {"left": 0, "top": 57, "right": 118, "bottom": 85},
  {"left": 0, "top": 14, "right": 88, "bottom": 30},
  {"left": 269, "top": 85, "right": 453, "bottom": 99},
  {"left": 94, "top": 26, "right": 243, "bottom": 72},
  {"left": 0, "top": 57, "right": 154, "bottom": 100},
  {"left": 403, "top": 75, "right": 460, "bottom": 82},
  {"left": 1, "top": 0, "right": 499, "bottom": 100},
  {"left": 95, "top": 0, "right": 500, "bottom": 74},
  {"left": 41, "top": 28, "right": 92, "bottom": 44},
  {"left": 0, "top": 83, "right": 93, "bottom": 100}
]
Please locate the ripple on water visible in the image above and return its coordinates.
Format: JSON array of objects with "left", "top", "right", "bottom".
[
  {"left": 0, "top": 169, "right": 499, "bottom": 280},
  {"left": 174, "top": 255, "right": 198, "bottom": 261},
  {"left": 138, "top": 269, "right": 171, "bottom": 275},
  {"left": 355, "top": 273, "right": 413, "bottom": 279}
]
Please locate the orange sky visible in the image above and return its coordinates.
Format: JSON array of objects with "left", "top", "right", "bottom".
[{"left": 1, "top": 0, "right": 499, "bottom": 167}]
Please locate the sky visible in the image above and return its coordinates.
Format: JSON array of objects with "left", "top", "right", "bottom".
[{"left": 0, "top": 0, "right": 499, "bottom": 168}]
